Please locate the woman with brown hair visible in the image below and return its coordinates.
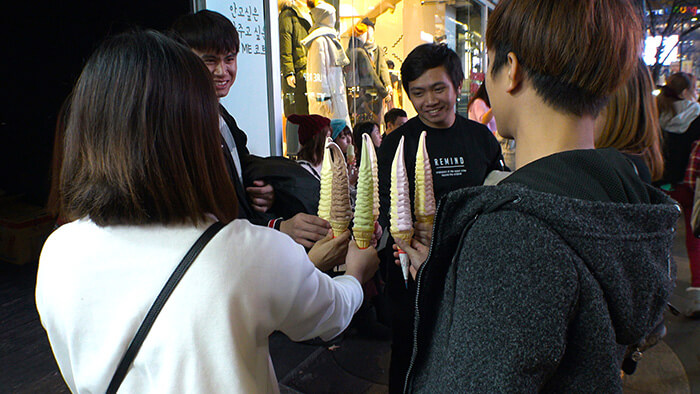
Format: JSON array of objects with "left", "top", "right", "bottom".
[
  {"left": 290, "top": 114, "right": 331, "bottom": 179},
  {"left": 595, "top": 59, "right": 664, "bottom": 183},
  {"left": 35, "top": 30, "right": 378, "bottom": 393}
]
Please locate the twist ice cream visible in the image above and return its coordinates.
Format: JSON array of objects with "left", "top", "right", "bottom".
[
  {"left": 390, "top": 136, "right": 413, "bottom": 287},
  {"left": 317, "top": 137, "right": 334, "bottom": 223},
  {"left": 414, "top": 131, "right": 436, "bottom": 229},
  {"left": 328, "top": 142, "right": 353, "bottom": 236},
  {"left": 352, "top": 134, "right": 379, "bottom": 248}
]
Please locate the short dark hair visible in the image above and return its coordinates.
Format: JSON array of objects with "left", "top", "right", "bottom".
[
  {"left": 486, "top": 0, "right": 642, "bottom": 116},
  {"left": 170, "top": 10, "right": 240, "bottom": 54},
  {"left": 401, "top": 44, "right": 463, "bottom": 95},
  {"left": 384, "top": 108, "right": 407, "bottom": 126},
  {"left": 61, "top": 30, "right": 238, "bottom": 226}
]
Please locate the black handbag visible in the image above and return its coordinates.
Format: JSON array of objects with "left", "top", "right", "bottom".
[{"left": 105, "top": 221, "right": 224, "bottom": 394}]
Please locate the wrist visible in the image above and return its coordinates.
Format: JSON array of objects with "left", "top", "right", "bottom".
[{"left": 268, "top": 218, "right": 283, "bottom": 231}]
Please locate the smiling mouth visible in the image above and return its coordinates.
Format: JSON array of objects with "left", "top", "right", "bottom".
[
  {"left": 426, "top": 108, "right": 442, "bottom": 116},
  {"left": 215, "top": 80, "right": 229, "bottom": 88}
]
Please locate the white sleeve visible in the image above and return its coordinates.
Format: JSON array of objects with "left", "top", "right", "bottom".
[{"left": 260, "top": 235, "right": 363, "bottom": 342}]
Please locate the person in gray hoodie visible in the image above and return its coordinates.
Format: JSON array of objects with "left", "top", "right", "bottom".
[{"left": 393, "top": 0, "right": 680, "bottom": 391}]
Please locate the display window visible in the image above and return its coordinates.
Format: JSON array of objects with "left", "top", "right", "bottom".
[{"left": 277, "top": 0, "right": 494, "bottom": 156}]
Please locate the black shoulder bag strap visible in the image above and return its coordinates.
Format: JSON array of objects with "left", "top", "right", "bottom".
[{"left": 106, "top": 221, "right": 225, "bottom": 394}]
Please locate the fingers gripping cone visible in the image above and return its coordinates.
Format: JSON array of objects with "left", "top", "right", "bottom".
[
  {"left": 390, "top": 136, "right": 414, "bottom": 287},
  {"left": 328, "top": 141, "right": 352, "bottom": 237},
  {"left": 414, "top": 131, "right": 436, "bottom": 229},
  {"left": 353, "top": 134, "right": 379, "bottom": 249}
]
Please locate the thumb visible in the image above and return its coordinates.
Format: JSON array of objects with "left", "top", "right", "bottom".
[{"left": 253, "top": 180, "right": 265, "bottom": 186}]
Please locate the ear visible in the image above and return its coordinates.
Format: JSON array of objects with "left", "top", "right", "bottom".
[{"left": 505, "top": 52, "right": 523, "bottom": 94}]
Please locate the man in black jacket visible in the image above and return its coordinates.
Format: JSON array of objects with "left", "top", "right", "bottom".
[
  {"left": 376, "top": 43, "right": 505, "bottom": 392},
  {"left": 394, "top": 0, "right": 679, "bottom": 392},
  {"left": 171, "top": 10, "right": 335, "bottom": 251}
]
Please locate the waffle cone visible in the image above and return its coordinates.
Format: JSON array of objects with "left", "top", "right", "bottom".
[
  {"left": 331, "top": 220, "right": 350, "bottom": 237},
  {"left": 353, "top": 227, "right": 374, "bottom": 249},
  {"left": 391, "top": 230, "right": 414, "bottom": 245}
]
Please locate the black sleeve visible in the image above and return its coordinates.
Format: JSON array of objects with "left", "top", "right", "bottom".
[
  {"left": 377, "top": 132, "right": 401, "bottom": 229},
  {"left": 486, "top": 129, "right": 506, "bottom": 172}
]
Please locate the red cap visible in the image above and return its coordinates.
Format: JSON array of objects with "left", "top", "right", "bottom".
[{"left": 288, "top": 114, "right": 331, "bottom": 145}]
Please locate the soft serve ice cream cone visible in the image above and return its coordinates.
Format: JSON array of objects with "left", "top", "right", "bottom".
[
  {"left": 414, "top": 131, "right": 436, "bottom": 229},
  {"left": 390, "top": 136, "right": 414, "bottom": 287},
  {"left": 328, "top": 142, "right": 353, "bottom": 237},
  {"left": 317, "top": 137, "right": 334, "bottom": 223},
  {"left": 352, "top": 134, "right": 379, "bottom": 248}
]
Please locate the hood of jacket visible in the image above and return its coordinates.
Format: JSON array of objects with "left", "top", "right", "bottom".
[
  {"left": 660, "top": 100, "right": 700, "bottom": 133},
  {"left": 308, "top": 1, "right": 335, "bottom": 29},
  {"left": 425, "top": 160, "right": 679, "bottom": 346},
  {"left": 280, "top": 3, "right": 312, "bottom": 26}
]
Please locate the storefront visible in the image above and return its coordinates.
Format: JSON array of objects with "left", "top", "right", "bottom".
[{"left": 197, "top": 0, "right": 496, "bottom": 156}]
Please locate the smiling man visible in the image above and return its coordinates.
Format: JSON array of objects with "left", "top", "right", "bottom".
[
  {"left": 171, "top": 10, "right": 334, "bottom": 249},
  {"left": 375, "top": 43, "right": 505, "bottom": 393}
]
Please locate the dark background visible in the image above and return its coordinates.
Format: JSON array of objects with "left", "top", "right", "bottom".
[{"left": 1, "top": 0, "right": 192, "bottom": 206}]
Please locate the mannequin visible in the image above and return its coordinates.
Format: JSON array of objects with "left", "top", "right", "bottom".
[
  {"left": 279, "top": 0, "right": 312, "bottom": 115},
  {"left": 345, "top": 19, "right": 392, "bottom": 125},
  {"left": 301, "top": 1, "right": 351, "bottom": 124}
]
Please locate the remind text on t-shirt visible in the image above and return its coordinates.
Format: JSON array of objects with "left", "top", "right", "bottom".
[{"left": 433, "top": 156, "right": 467, "bottom": 178}]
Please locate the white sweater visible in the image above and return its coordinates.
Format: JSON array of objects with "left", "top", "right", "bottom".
[{"left": 36, "top": 219, "right": 363, "bottom": 393}]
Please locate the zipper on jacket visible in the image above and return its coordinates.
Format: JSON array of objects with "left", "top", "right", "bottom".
[
  {"left": 403, "top": 199, "right": 442, "bottom": 394},
  {"left": 402, "top": 194, "right": 519, "bottom": 392}
]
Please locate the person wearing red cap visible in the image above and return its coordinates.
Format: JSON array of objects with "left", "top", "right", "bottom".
[{"left": 290, "top": 114, "right": 332, "bottom": 179}]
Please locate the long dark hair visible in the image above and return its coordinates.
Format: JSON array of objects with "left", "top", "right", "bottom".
[
  {"left": 467, "top": 83, "right": 490, "bottom": 111},
  {"left": 596, "top": 60, "right": 664, "bottom": 181},
  {"left": 352, "top": 121, "right": 378, "bottom": 162},
  {"left": 61, "top": 30, "right": 238, "bottom": 226},
  {"left": 297, "top": 128, "right": 329, "bottom": 166}
]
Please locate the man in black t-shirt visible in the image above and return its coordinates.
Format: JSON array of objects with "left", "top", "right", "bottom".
[{"left": 376, "top": 43, "right": 504, "bottom": 392}]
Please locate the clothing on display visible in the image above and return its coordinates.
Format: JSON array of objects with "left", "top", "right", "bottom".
[
  {"left": 345, "top": 23, "right": 392, "bottom": 125},
  {"left": 279, "top": 0, "right": 312, "bottom": 116},
  {"left": 301, "top": 1, "right": 350, "bottom": 124}
]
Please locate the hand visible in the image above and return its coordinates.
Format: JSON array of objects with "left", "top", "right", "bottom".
[
  {"left": 286, "top": 74, "right": 296, "bottom": 88},
  {"left": 347, "top": 163, "right": 358, "bottom": 186},
  {"left": 370, "top": 221, "right": 383, "bottom": 248},
  {"left": 280, "top": 213, "right": 332, "bottom": 248},
  {"left": 345, "top": 240, "right": 380, "bottom": 284},
  {"left": 413, "top": 219, "right": 432, "bottom": 246},
  {"left": 308, "top": 229, "right": 351, "bottom": 271},
  {"left": 246, "top": 180, "right": 275, "bottom": 213},
  {"left": 393, "top": 237, "right": 429, "bottom": 280}
]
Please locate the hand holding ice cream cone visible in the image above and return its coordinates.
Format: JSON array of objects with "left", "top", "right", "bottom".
[{"left": 392, "top": 237, "right": 429, "bottom": 280}]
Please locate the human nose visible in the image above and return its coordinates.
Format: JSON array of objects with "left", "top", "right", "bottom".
[
  {"left": 213, "top": 61, "right": 224, "bottom": 76},
  {"left": 426, "top": 91, "right": 438, "bottom": 105}
]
